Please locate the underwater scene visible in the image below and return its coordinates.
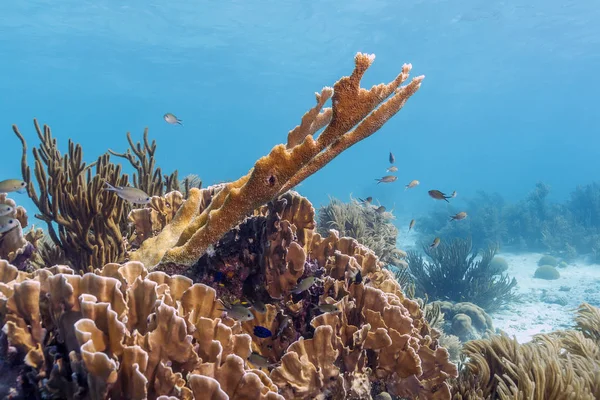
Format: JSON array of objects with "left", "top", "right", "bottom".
[{"left": 1, "top": 1, "right": 599, "bottom": 399}]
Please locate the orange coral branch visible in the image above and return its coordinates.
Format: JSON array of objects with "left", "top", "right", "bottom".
[{"left": 132, "top": 53, "right": 423, "bottom": 271}]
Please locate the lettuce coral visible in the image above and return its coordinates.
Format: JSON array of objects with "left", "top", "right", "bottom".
[{"left": 0, "top": 190, "right": 458, "bottom": 399}]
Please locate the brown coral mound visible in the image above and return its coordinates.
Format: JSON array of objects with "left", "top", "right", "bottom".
[
  {"left": 130, "top": 52, "right": 424, "bottom": 271},
  {"left": 1, "top": 189, "right": 458, "bottom": 399},
  {"left": 0, "top": 260, "right": 284, "bottom": 399},
  {"left": 452, "top": 303, "right": 600, "bottom": 400}
]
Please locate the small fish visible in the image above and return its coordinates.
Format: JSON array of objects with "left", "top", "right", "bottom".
[
  {"left": 428, "top": 190, "right": 451, "bottom": 203},
  {"left": 408, "top": 219, "right": 415, "bottom": 232},
  {"left": 450, "top": 211, "right": 468, "bottom": 221},
  {"left": 218, "top": 301, "right": 254, "bottom": 322},
  {"left": 405, "top": 180, "right": 420, "bottom": 189},
  {"left": 104, "top": 182, "right": 151, "bottom": 204},
  {"left": 251, "top": 299, "right": 267, "bottom": 314},
  {"left": 0, "top": 180, "right": 26, "bottom": 194},
  {"left": 214, "top": 271, "right": 224, "bottom": 283},
  {"left": 389, "top": 152, "right": 395, "bottom": 164},
  {"left": 316, "top": 303, "right": 340, "bottom": 313},
  {"left": 247, "top": 352, "right": 277, "bottom": 369},
  {"left": 163, "top": 113, "right": 183, "bottom": 125},
  {"left": 359, "top": 197, "right": 373, "bottom": 205},
  {"left": 350, "top": 269, "right": 362, "bottom": 285},
  {"left": 430, "top": 237, "right": 441, "bottom": 249},
  {"left": 375, "top": 175, "right": 397, "bottom": 184},
  {"left": 291, "top": 276, "right": 317, "bottom": 294},
  {"left": 0, "top": 204, "right": 14, "bottom": 217},
  {"left": 376, "top": 206, "right": 386, "bottom": 214},
  {"left": 253, "top": 326, "right": 273, "bottom": 338},
  {"left": 387, "top": 166, "right": 398, "bottom": 173},
  {"left": 451, "top": 191, "right": 457, "bottom": 198},
  {"left": 275, "top": 318, "right": 290, "bottom": 337},
  {"left": 0, "top": 216, "right": 19, "bottom": 234}
]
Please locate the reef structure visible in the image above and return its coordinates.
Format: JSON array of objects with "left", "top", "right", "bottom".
[
  {"left": 0, "top": 190, "right": 457, "bottom": 399},
  {"left": 0, "top": 53, "right": 454, "bottom": 399},
  {"left": 129, "top": 52, "right": 424, "bottom": 272}
]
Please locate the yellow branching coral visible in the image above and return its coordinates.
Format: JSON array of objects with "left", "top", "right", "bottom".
[{"left": 130, "top": 53, "right": 423, "bottom": 272}]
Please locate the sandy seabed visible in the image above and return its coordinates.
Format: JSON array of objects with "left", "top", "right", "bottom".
[
  {"left": 397, "top": 226, "right": 600, "bottom": 343},
  {"left": 490, "top": 252, "right": 600, "bottom": 343}
]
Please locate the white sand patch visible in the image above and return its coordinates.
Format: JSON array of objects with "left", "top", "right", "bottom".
[{"left": 491, "top": 252, "right": 600, "bottom": 343}]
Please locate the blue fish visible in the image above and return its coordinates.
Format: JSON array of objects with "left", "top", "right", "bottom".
[{"left": 253, "top": 326, "right": 273, "bottom": 339}]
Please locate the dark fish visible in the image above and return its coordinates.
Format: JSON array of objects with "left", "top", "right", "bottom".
[
  {"left": 276, "top": 318, "right": 290, "bottom": 337},
  {"left": 253, "top": 326, "right": 273, "bottom": 338},
  {"left": 375, "top": 175, "right": 398, "bottom": 184},
  {"left": 408, "top": 219, "right": 415, "bottom": 232},
  {"left": 428, "top": 190, "right": 451, "bottom": 203},
  {"left": 389, "top": 152, "right": 395, "bottom": 164},
  {"left": 351, "top": 270, "right": 362, "bottom": 285},
  {"left": 376, "top": 206, "right": 386, "bottom": 214},
  {"left": 359, "top": 197, "right": 373, "bottom": 205}
]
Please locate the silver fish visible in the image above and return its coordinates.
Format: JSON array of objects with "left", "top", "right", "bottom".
[
  {"left": 218, "top": 301, "right": 254, "bottom": 322},
  {"left": 317, "top": 304, "right": 340, "bottom": 313},
  {"left": 164, "top": 113, "right": 183, "bottom": 125},
  {"left": 0, "top": 216, "right": 19, "bottom": 234},
  {"left": 104, "top": 182, "right": 151, "bottom": 204},
  {"left": 0, "top": 179, "right": 26, "bottom": 194},
  {"left": 247, "top": 352, "right": 277, "bottom": 369},
  {"left": 291, "top": 276, "right": 317, "bottom": 294},
  {"left": 0, "top": 204, "right": 14, "bottom": 217},
  {"left": 386, "top": 166, "right": 398, "bottom": 173}
]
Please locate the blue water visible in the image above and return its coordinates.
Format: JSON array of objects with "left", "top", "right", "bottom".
[{"left": 1, "top": 0, "right": 599, "bottom": 222}]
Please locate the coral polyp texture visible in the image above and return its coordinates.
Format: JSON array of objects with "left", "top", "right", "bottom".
[{"left": 130, "top": 52, "right": 424, "bottom": 272}]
